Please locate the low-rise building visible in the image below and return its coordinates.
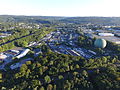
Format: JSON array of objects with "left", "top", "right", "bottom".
[
  {"left": 0, "top": 53, "right": 7, "bottom": 61},
  {"left": 10, "top": 50, "right": 19, "bottom": 54}
]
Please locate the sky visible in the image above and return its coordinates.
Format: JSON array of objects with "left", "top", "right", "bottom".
[{"left": 0, "top": 0, "right": 120, "bottom": 17}]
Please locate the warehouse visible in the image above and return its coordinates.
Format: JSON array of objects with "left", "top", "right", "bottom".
[
  {"left": 16, "top": 49, "right": 30, "bottom": 59},
  {"left": 98, "top": 33, "right": 114, "bottom": 36}
]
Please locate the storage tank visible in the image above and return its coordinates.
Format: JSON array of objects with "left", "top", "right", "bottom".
[{"left": 94, "top": 39, "right": 107, "bottom": 48}]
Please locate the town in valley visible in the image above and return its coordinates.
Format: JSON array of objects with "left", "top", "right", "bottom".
[{"left": 0, "top": 16, "right": 120, "bottom": 89}]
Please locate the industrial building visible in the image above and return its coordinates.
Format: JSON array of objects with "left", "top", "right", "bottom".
[
  {"left": 94, "top": 38, "right": 107, "bottom": 48},
  {"left": 98, "top": 33, "right": 114, "bottom": 36},
  {"left": 16, "top": 49, "right": 30, "bottom": 59}
]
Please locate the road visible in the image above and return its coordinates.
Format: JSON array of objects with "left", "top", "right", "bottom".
[{"left": 0, "top": 58, "right": 12, "bottom": 70}]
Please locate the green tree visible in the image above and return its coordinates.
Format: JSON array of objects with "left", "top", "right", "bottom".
[
  {"left": 58, "top": 75, "right": 64, "bottom": 80},
  {"left": 39, "top": 86, "right": 45, "bottom": 90},
  {"left": 82, "top": 70, "right": 88, "bottom": 77},
  {"left": 31, "top": 80, "right": 41, "bottom": 88},
  {"left": 0, "top": 73, "right": 2, "bottom": 82},
  {"left": 15, "top": 40, "right": 28, "bottom": 47},
  {"left": 47, "top": 84, "right": 53, "bottom": 90},
  {"left": 41, "top": 44, "right": 49, "bottom": 53},
  {"left": 44, "top": 75, "right": 51, "bottom": 83}
]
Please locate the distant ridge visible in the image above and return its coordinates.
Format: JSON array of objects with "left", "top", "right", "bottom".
[{"left": 0, "top": 15, "right": 120, "bottom": 25}]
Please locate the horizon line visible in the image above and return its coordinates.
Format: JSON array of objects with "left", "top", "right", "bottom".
[{"left": 0, "top": 14, "right": 120, "bottom": 17}]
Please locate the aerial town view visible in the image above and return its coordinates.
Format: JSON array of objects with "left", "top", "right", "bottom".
[{"left": 0, "top": 0, "right": 120, "bottom": 89}]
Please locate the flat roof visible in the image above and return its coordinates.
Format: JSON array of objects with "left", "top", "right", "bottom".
[{"left": 93, "top": 34, "right": 120, "bottom": 44}]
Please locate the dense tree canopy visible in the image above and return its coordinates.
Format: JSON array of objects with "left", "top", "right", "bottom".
[{"left": 0, "top": 51, "right": 120, "bottom": 90}]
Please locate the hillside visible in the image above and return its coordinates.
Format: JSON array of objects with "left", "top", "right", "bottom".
[
  {"left": 60, "top": 17, "right": 120, "bottom": 25},
  {"left": 1, "top": 15, "right": 120, "bottom": 25}
]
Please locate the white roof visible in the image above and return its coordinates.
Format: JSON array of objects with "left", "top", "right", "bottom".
[
  {"left": 10, "top": 50, "right": 19, "bottom": 53},
  {"left": 98, "top": 33, "right": 114, "bottom": 36},
  {"left": 16, "top": 49, "right": 30, "bottom": 59},
  {"left": 0, "top": 54, "right": 7, "bottom": 59}
]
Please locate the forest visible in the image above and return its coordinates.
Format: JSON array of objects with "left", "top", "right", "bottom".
[{"left": 0, "top": 47, "right": 120, "bottom": 90}]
